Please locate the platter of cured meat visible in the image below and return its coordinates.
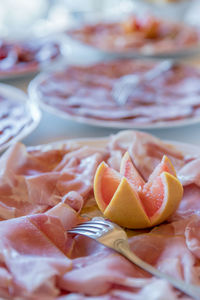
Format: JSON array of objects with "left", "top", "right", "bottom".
[
  {"left": 0, "top": 83, "right": 41, "bottom": 152},
  {"left": 0, "top": 130, "right": 200, "bottom": 299},
  {"left": 66, "top": 13, "right": 200, "bottom": 58},
  {"left": 0, "top": 36, "right": 62, "bottom": 79},
  {"left": 29, "top": 59, "right": 200, "bottom": 129}
]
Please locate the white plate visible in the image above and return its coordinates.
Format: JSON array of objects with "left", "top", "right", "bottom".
[
  {"left": 0, "top": 36, "right": 64, "bottom": 81},
  {"left": 0, "top": 83, "right": 41, "bottom": 152},
  {"left": 65, "top": 11, "right": 200, "bottom": 60},
  {"left": 66, "top": 35, "right": 200, "bottom": 61},
  {"left": 28, "top": 67, "right": 200, "bottom": 131},
  {"left": 27, "top": 133, "right": 200, "bottom": 160}
]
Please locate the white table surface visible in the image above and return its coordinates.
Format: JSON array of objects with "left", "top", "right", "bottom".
[{"left": 3, "top": 64, "right": 200, "bottom": 149}]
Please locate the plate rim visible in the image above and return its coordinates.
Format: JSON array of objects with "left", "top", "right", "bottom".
[
  {"left": 0, "top": 35, "right": 64, "bottom": 80},
  {"left": 28, "top": 66, "right": 200, "bottom": 130},
  {"left": 0, "top": 82, "right": 41, "bottom": 153},
  {"left": 26, "top": 132, "right": 200, "bottom": 158}
]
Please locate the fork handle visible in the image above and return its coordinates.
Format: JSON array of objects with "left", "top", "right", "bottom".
[{"left": 117, "top": 240, "right": 200, "bottom": 300}]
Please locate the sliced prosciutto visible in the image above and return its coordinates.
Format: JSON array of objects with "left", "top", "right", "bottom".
[
  {"left": 0, "top": 130, "right": 199, "bottom": 299},
  {"left": 32, "top": 60, "right": 200, "bottom": 128},
  {"left": 0, "top": 213, "right": 72, "bottom": 299},
  {"left": 67, "top": 15, "right": 200, "bottom": 55},
  {"left": 0, "top": 141, "right": 107, "bottom": 220}
]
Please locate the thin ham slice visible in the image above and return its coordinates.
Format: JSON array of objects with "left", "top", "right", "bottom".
[
  {"left": 178, "top": 158, "right": 200, "bottom": 187},
  {"left": 108, "top": 130, "right": 185, "bottom": 180},
  {"left": 175, "top": 185, "right": 200, "bottom": 218},
  {"left": 0, "top": 142, "right": 107, "bottom": 220},
  {"left": 59, "top": 252, "right": 146, "bottom": 296},
  {"left": 129, "top": 233, "right": 198, "bottom": 285},
  {"left": 57, "top": 279, "right": 181, "bottom": 300},
  {"left": 0, "top": 212, "right": 74, "bottom": 298},
  {"left": 111, "top": 280, "right": 181, "bottom": 300},
  {"left": 0, "top": 130, "right": 200, "bottom": 299},
  {"left": 46, "top": 201, "right": 84, "bottom": 230},
  {"left": 185, "top": 216, "right": 200, "bottom": 259},
  {"left": 61, "top": 191, "right": 84, "bottom": 212}
]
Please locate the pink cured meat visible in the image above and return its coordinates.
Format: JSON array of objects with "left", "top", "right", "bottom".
[
  {"left": 58, "top": 217, "right": 200, "bottom": 298},
  {"left": 67, "top": 16, "right": 200, "bottom": 54},
  {"left": 35, "top": 60, "right": 200, "bottom": 127},
  {"left": 0, "top": 213, "right": 73, "bottom": 299},
  {"left": 0, "top": 142, "right": 107, "bottom": 220},
  {"left": 108, "top": 130, "right": 185, "bottom": 178},
  {"left": 0, "top": 131, "right": 200, "bottom": 298},
  {"left": 0, "top": 37, "right": 61, "bottom": 76}
]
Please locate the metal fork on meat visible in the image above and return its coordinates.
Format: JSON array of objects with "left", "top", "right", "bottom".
[
  {"left": 68, "top": 218, "right": 200, "bottom": 300},
  {"left": 112, "top": 59, "right": 174, "bottom": 106}
]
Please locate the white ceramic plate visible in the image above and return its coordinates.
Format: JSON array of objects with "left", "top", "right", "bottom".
[
  {"left": 28, "top": 69, "right": 200, "bottom": 131},
  {"left": 0, "top": 83, "right": 41, "bottom": 152},
  {"left": 27, "top": 133, "right": 200, "bottom": 160},
  {"left": 0, "top": 36, "right": 64, "bottom": 81},
  {"left": 65, "top": 11, "right": 200, "bottom": 60}
]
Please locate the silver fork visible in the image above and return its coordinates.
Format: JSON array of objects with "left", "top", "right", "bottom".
[
  {"left": 68, "top": 218, "right": 200, "bottom": 300},
  {"left": 112, "top": 59, "right": 174, "bottom": 106}
]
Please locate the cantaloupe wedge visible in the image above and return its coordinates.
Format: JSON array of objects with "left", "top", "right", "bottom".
[{"left": 94, "top": 152, "right": 183, "bottom": 229}]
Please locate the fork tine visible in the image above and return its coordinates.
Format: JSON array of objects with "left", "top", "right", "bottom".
[
  {"left": 68, "top": 219, "right": 113, "bottom": 237},
  {"left": 77, "top": 223, "right": 104, "bottom": 230},
  {"left": 68, "top": 228, "right": 97, "bottom": 235}
]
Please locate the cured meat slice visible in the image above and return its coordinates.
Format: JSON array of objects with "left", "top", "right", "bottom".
[
  {"left": 46, "top": 201, "right": 84, "bottom": 230},
  {"left": 0, "top": 213, "right": 72, "bottom": 298},
  {"left": 59, "top": 252, "right": 146, "bottom": 296},
  {"left": 178, "top": 158, "right": 200, "bottom": 187},
  {"left": 108, "top": 131, "right": 185, "bottom": 179},
  {"left": 174, "top": 185, "right": 200, "bottom": 219},
  {"left": 0, "top": 142, "right": 107, "bottom": 219},
  {"left": 0, "top": 131, "right": 200, "bottom": 299},
  {"left": 32, "top": 59, "right": 200, "bottom": 128}
]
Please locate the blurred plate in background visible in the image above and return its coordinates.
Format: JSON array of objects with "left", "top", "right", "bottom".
[
  {"left": 0, "top": 83, "right": 41, "bottom": 152},
  {"left": 0, "top": 36, "right": 64, "bottom": 80},
  {"left": 28, "top": 59, "right": 200, "bottom": 130},
  {"left": 65, "top": 9, "right": 200, "bottom": 59}
]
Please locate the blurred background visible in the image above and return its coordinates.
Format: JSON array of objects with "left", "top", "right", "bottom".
[
  {"left": 0, "top": 0, "right": 200, "bottom": 38},
  {"left": 2, "top": 0, "right": 200, "bottom": 151}
]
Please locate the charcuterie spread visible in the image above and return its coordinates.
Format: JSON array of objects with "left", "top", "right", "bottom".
[
  {"left": 0, "top": 130, "right": 200, "bottom": 299},
  {"left": 67, "top": 14, "right": 200, "bottom": 55},
  {"left": 0, "top": 84, "right": 40, "bottom": 152},
  {"left": 0, "top": 38, "right": 61, "bottom": 78},
  {"left": 30, "top": 60, "right": 200, "bottom": 128}
]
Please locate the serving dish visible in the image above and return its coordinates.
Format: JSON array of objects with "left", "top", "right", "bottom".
[
  {"left": 29, "top": 59, "right": 200, "bottom": 130},
  {"left": 66, "top": 12, "right": 200, "bottom": 58},
  {"left": 0, "top": 83, "right": 41, "bottom": 152},
  {"left": 0, "top": 36, "right": 62, "bottom": 79},
  {"left": 0, "top": 130, "right": 200, "bottom": 298}
]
